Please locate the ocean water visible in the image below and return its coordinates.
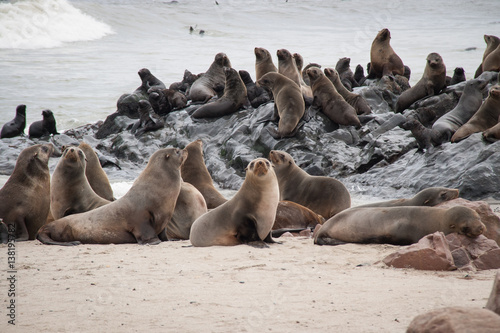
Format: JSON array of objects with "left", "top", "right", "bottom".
[{"left": 0, "top": 0, "right": 499, "bottom": 195}]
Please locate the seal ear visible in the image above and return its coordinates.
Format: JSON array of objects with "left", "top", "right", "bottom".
[
  {"left": 449, "top": 223, "right": 456, "bottom": 230},
  {"left": 165, "top": 154, "right": 170, "bottom": 160},
  {"left": 423, "top": 199, "right": 430, "bottom": 205}
]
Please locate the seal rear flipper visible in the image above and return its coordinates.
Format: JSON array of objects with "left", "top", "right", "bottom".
[
  {"left": 36, "top": 227, "right": 81, "bottom": 246},
  {"left": 264, "top": 231, "right": 282, "bottom": 244},
  {"left": 314, "top": 236, "right": 347, "bottom": 246},
  {"left": 158, "top": 228, "right": 168, "bottom": 241}
]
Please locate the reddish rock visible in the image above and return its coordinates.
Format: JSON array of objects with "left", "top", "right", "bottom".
[
  {"left": 298, "top": 228, "right": 312, "bottom": 238},
  {"left": 450, "top": 248, "right": 475, "bottom": 272},
  {"left": 406, "top": 307, "right": 500, "bottom": 333},
  {"left": 486, "top": 271, "right": 500, "bottom": 316},
  {"left": 383, "top": 232, "right": 456, "bottom": 271},
  {"left": 279, "top": 232, "right": 294, "bottom": 238},
  {"left": 437, "top": 198, "right": 500, "bottom": 245},
  {"left": 445, "top": 234, "right": 500, "bottom": 271}
]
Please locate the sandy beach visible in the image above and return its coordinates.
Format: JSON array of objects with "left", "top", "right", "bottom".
[{"left": 2, "top": 236, "right": 498, "bottom": 332}]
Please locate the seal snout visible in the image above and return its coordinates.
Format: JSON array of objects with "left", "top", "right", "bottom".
[{"left": 249, "top": 158, "right": 270, "bottom": 177}]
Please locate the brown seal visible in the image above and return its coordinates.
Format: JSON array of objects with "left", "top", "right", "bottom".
[
  {"left": 36, "top": 147, "right": 187, "bottom": 245},
  {"left": 307, "top": 67, "right": 360, "bottom": 127},
  {"left": 475, "top": 34, "right": 500, "bottom": 78},
  {"left": 452, "top": 85, "right": 500, "bottom": 142},
  {"left": 335, "top": 57, "right": 358, "bottom": 91},
  {"left": 191, "top": 67, "right": 247, "bottom": 119},
  {"left": 482, "top": 44, "right": 500, "bottom": 73},
  {"left": 256, "top": 72, "right": 305, "bottom": 138},
  {"left": 269, "top": 150, "right": 351, "bottom": 219},
  {"left": 189, "top": 158, "right": 279, "bottom": 247},
  {"left": 78, "top": 142, "right": 114, "bottom": 201},
  {"left": 254, "top": 47, "right": 277, "bottom": 81},
  {"left": 188, "top": 52, "right": 231, "bottom": 103},
  {"left": 368, "top": 28, "right": 405, "bottom": 78},
  {"left": 0, "top": 144, "right": 54, "bottom": 240},
  {"left": 356, "top": 187, "right": 459, "bottom": 208},
  {"left": 180, "top": 139, "right": 227, "bottom": 209},
  {"left": 314, "top": 205, "right": 485, "bottom": 246},
  {"left": 277, "top": 48, "right": 313, "bottom": 99},
  {"left": 50, "top": 146, "right": 110, "bottom": 220},
  {"left": 395, "top": 53, "right": 447, "bottom": 113},
  {"left": 273, "top": 200, "right": 325, "bottom": 230},
  {"left": 324, "top": 67, "right": 372, "bottom": 115},
  {"left": 482, "top": 115, "right": 500, "bottom": 142}
]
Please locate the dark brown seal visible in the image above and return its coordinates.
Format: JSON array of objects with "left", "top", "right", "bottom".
[
  {"left": 191, "top": 67, "right": 247, "bottom": 119},
  {"left": 256, "top": 72, "right": 305, "bottom": 138},
  {"left": 37, "top": 147, "right": 187, "bottom": 245},
  {"left": 307, "top": 67, "right": 360, "bottom": 127},
  {"left": 356, "top": 187, "right": 459, "bottom": 208},
  {"left": 474, "top": 34, "right": 500, "bottom": 78},
  {"left": 189, "top": 158, "right": 279, "bottom": 247},
  {"left": 395, "top": 53, "right": 447, "bottom": 113},
  {"left": 130, "top": 100, "right": 164, "bottom": 137},
  {"left": 277, "top": 48, "right": 313, "bottom": 99},
  {"left": 188, "top": 52, "right": 231, "bottom": 103},
  {"left": 28, "top": 109, "right": 59, "bottom": 138},
  {"left": 273, "top": 200, "right": 325, "bottom": 230},
  {"left": 368, "top": 28, "right": 405, "bottom": 78},
  {"left": 0, "top": 144, "right": 54, "bottom": 240},
  {"left": 314, "top": 205, "right": 485, "bottom": 246},
  {"left": 180, "top": 139, "right": 227, "bottom": 209},
  {"left": 335, "top": 57, "right": 358, "bottom": 91},
  {"left": 269, "top": 150, "right": 351, "bottom": 219},
  {"left": 50, "top": 146, "right": 110, "bottom": 220},
  {"left": 78, "top": 142, "right": 115, "bottom": 201},
  {"left": 254, "top": 47, "right": 277, "bottom": 81},
  {"left": 1, "top": 104, "right": 26, "bottom": 139},
  {"left": 452, "top": 85, "right": 500, "bottom": 142}
]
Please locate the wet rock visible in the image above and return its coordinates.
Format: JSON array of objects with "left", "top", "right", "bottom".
[{"left": 486, "top": 271, "right": 500, "bottom": 316}]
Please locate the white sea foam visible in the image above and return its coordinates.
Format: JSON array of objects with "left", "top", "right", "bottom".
[{"left": 0, "top": 0, "right": 113, "bottom": 49}]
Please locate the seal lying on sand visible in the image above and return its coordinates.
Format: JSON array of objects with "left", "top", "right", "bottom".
[{"left": 356, "top": 187, "right": 459, "bottom": 208}]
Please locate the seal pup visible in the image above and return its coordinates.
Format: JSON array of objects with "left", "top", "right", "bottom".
[
  {"left": 335, "top": 57, "right": 358, "bottom": 91},
  {"left": 169, "top": 69, "right": 200, "bottom": 93},
  {"left": 273, "top": 200, "right": 325, "bottom": 231},
  {"left": 78, "top": 142, "right": 114, "bottom": 201},
  {"left": 0, "top": 144, "right": 54, "bottom": 240},
  {"left": 37, "top": 147, "right": 187, "bottom": 245},
  {"left": 452, "top": 85, "right": 500, "bottom": 142},
  {"left": 29, "top": 110, "right": 59, "bottom": 138},
  {"left": 324, "top": 67, "right": 372, "bottom": 115},
  {"left": 130, "top": 100, "right": 164, "bottom": 137},
  {"left": 256, "top": 72, "right": 305, "bottom": 138},
  {"left": 447, "top": 67, "right": 466, "bottom": 86},
  {"left": 356, "top": 187, "right": 459, "bottom": 208},
  {"left": 188, "top": 52, "right": 231, "bottom": 103},
  {"left": 1, "top": 104, "right": 26, "bottom": 139},
  {"left": 368, "top": 28, "right": 405, "bottom": 78},
  {"left": 254, "top": 47, "right": 277, "bottom": 81},
  {"left": 395, "top": 53, "right": 447, "bottom": 113},
  {"left": 50, "top": 146, "right": 110, "bottom": 220},
  {"left": 277, "top": 48, "right": 313, "bottom": 100},
  {"left": 314, "top": 206, "right": 485, "bottom": 246},
  {"left": 180, "top": 139, "right": 227, "bottom": 209},
  {"left": 354, "top": 64, "right": 365, "bottom": 86},
  {"left": 475, "top": 35, "right": 500, "bottom": 77},
  {"left": 191, "top": 67, "right": 247, "bottom": 119},
  {"left": 269, "top": 150, "right": 351, "bottom": 219},
  {"left": 189, "top": 158, "right": 279, "bottom": 247},
  {"left": 238, "top": 70, "right": 270, "bottom": 108},
  {"left": 307, "top": 67, "right": 360, "bottom": 127}
]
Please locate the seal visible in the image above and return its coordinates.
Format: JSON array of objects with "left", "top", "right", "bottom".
[
  {"left": 0, "top": 144, "right": 54, "bottom": 240},
  {"left": 269, "top": 150, "right": 351, "bottom": 219},
  {"left": 354, "top": 64, "right": 365, "bottom": 86},
  {"left": 254, "top": 47, "right": 277, "bottom": 81},
  {"left": 239, "top": 69, "right": 270, "bottom": 108},
  {"left": 368, "top": 28, "right": 405, "bottom": 78},
  {"left": 180, "top": 139, "right": 227, "bottom": 209},
  {"left": 314, "top": 205, "right": 485, "bottom": 246},
  {"left": 307, "top": 67, "right": 360, "bottom": 127},
  {"left": 256, "top": 72, "right": 305, "bottom": 138},
  {"left": 273, "top": 200, "right": 325, "bottom": 230},
  {"left": 191, "top": 67, "right": 247, "bottom": 119},
  {"left": 161, "top": 181, "right": 208, "bottom": 240},
  {"left": 78, "top": 142, "right": 115, "bottom": 201},
  {"left": 277, "top": 48, "right": 313, "bottom": 100},
  {"left": 50, "top": 146, "right": 110, "bottom": 220},
  {"left": 474, "top": 34, "right": 500, "bottom": 78},
  {"left": 189, "top": 158, "right": 279, "bottom": 247},
  {"left": 482, "top": 44, "right": 500, "bottom": 73},
  {"left": 36, "top": 147, "right": 187, "bottom": 245},
  {"left": 130, "top": 100, "right": 164, "bottom": 137},
  {"left": 135, "top": 68, "right": 166, "bottom": 96},
  {"left": 1, "top": 104, "right": 26, "bottom": 139},
  {"left": 324, "top": 67, "right": 372, "bottom": 115},
  {"left": 301, "top": 63, "right": 321, "bottom": 86},
  {"left": 447, "top": 67, "right": 466, "bottom": 86},
  {"left": 28, "top": 109, "right": 59, "bottom": 138},
  {"left": 482, "top": 116, "right": 500, "bottom": 142},
  {"left": 395, "top": 53, "right": 447, "bottom": 113},
  {"left": 335, "top": 57, "right": 358, "bottom": 91},
  {"left": 188, "top": 52, "right": 231, "bottom": 103},
  {"left": 356, "top": 187, "right": 459, "bottom": 208},
  {"left": 452, "top": 85, "right": 500, "bottom": 142}
]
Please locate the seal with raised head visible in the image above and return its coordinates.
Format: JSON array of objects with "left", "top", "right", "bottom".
[
  {"left": 256, "top": 72, "right": 305, "bottom": 138},
  {"left": 0, "top": 144, "right": 54, "bottom": 240},
  {"left": 254, "top": 47, "right": 277, "bottom": 81},
  {"left": 277, "top": 48, "right": 313, "bottom": 100},
  {"left": 307, "top": 67, "right": 360, "bottom": 127},
  {"left": 1, "top": 104, "right": 26, "bottom": 139},
  {"left": 50, "top": 146, "right": 110, "bottom": 220},
  {"left": 448, "top": 67, "right": 466, "bottom": 86},
  {"left": 314, "top": 205, "right": 485, "bottom": 246},
  {"left": 37, "top": 147, "right": 187, "bottom": 245},
  {"left": 474, "top": 34, "right": 500, "bottom": 78},
  {"left": 356, "top": 187, "right": 459, "bottom": 208},
  {"left": 189, "top": 158, "right": 279, "bottom": 247},
  {"left": 188, "top": 52, "right": 231, "bottom": 103},
  {"left": 78, "top": 142, "right": 115, "bottom": 201},
  {"left": 368, "top": 28, "right": 405, "bottom": 78},
  {"left": 180, "top": 139, "right": 227, "bottom": 209},
  {"left": 335, "top": 57, "right": 358, "bottom": 91},
  {"left": 395, "top": 53, "right": 447, "bottom": 113},
  {"left": 136, "top": 68, "right": 166, "bottom": 96},
  {"left": 324, "top": 67, "right": 372, "bottom": 115},
  {"left": 29, "top": 110, "right": 59, "bottom": 138},
  {"left": 191, "top": 67, "right": 247, "bottom": 119},
  {"left": 169, "top": 69, "right": 200, "bottom": 93},
  {"left": 239, "top": 69, "right": 270, "bottom": 108},
  {"left": 269, "top": 150, "right": 351, "bottom": 219},
  {"left": 482, "top": 44, "right": 500, "bottom": 73},
  {"left": 452, "top": 85, "right": 500, "bottom": 142}
]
